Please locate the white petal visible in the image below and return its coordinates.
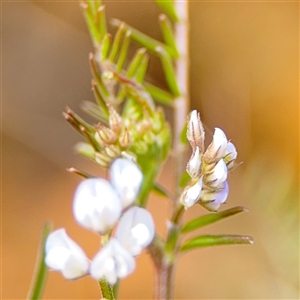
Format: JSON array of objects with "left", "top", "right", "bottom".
[
  {"left": 73, "top": 178, "right": 122, "bottom": 234},
  {"left": 186, "top": 147, "right": 201, "bottom": 178},
  {"left": 201, "top": 181, "right": 229, "bottom": 211},
  {"left": 204, "top": 128, "right": 228, "bottom": 161},
  {"left": 180, "top": 176, "right": 203, "bottom": 209},
  {"left": 205, "top": 159, "right": 228, "bottom": 187},
  {"left": 45, "top": 229, "right": 89, "bottom": 280},
  {"left": 90, "top": 238, "right": 135, "bottom": 285},
  {"left": 115, "top": 207, "right": 155, "bottom": 256},
  {"left": 110, "top": 158, "right": 143, "bottom": 209}
]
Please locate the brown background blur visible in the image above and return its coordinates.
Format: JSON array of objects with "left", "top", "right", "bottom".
[{"left": 2, "top": 1, "right": 299, "bottom": 299}]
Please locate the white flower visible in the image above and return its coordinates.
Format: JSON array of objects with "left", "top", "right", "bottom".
[
  {"left": 45, "top": 229, "right": 89, "bottom": 280},
  {"left": 205, "top": 159, "right": 228, "bottom": 187},
  {"left": 110, "top": 158, "right": 143, "bottom": 209},
  {"left": 200, "top": 181, "right": 229, "bottom": 211},
  {"left": 186, "top": 147, "right": 201, "bottom": 178},
  {"left": 180, "top": 176, "right": 203, "bottom": 209},
  {"left": 73, "top": 178, "right": 121, "bottom": 234},
  {"left": 90, "top": 238, "right": 135, "bottom": 285},
  {"left": 204, "top": 128, "right": 228, "bottom": 161},
  {"left": 115, "top": 206, "right": 155, "bottom": 256}
]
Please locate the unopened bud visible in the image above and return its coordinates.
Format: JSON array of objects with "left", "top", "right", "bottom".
[
  {"left": 187, "top": 110, "right": 205, "bottom": 152},
  {"left": 105, "top": 145, "right": 121, "bottom": 158},
  {"left": 95, "top": 151, "right": 111, "bottom": 167},
  {"left": 95, "top": 124, "right": 117, "bottom": 145},
  {"left": 108, "top": 105, "right": 122, "bottom": 134},
  {"left": 119, "top": 128, "right": 132, "bottom": 148}
]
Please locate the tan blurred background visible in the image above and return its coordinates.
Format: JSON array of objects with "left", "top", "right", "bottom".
[{"left": 2, "top": 1, "right": 299, "bottom": 299}]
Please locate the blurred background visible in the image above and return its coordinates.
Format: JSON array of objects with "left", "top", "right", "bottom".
[{"left": 2, "top": 1, "right": 299, "bottom": 299}]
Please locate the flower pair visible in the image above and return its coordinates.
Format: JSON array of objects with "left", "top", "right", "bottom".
[
  {"left": 180, "top": 110, "right": 238, "bottom": 211},
  {"left": 45, "top": 158, "right": 155, "bottom": 285}
]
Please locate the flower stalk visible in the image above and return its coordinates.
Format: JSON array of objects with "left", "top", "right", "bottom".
[{"left": 27, "top": 1, "right": 253, "bottom": 299}]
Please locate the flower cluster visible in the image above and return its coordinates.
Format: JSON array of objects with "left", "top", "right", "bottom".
[
  {"left": 45, "top": 158, "right": 155, "bottom": 285},
  {"left": 180, "top": 110, "right": 237, "bottom": 211}
]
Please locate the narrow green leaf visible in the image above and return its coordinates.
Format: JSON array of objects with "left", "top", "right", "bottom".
[
  {"left": 144, "top": 82, "right": 173, "bottom": 106},
  {"left": 126, "top": 48, "right": 147, "bottom": 78},
  {"left": 111, "top": 18, "right": 177, "bottom": 58},
  {"left": 92, "top": 82, "right": 109, "bottom": 119},
  {"left": 81, "top": 2, "right": 101, "bottom": 46},
  {"left": 100, "top": 33, "right": 111, "bottom": 61},
  {"left": 181, "top": 206, "right": 249, "bottom": 234},
  {"left": 159, "top": 14, "right": 178, "bottom": 55},
  {"left": 87, "top": 0, "right": 97, "bottom": 15},
  {"left": 81, "top": 100, "right": 109, "bottom": 125},
  {"left": 116, "top": 31, "right": 131, "bottom": 72},
  {"left": 156, "top": 46, "right": 180, "bottom": 96},
  {"left": 89, "top": 54, "right": 109, "bottom": 98},
  {"left": 27, "top": 222, "right": 52, "bottom": 300},
  {"left": 155, "top": 0, "right": 179, "bottom": 23},
  {"left": 180, "top": 235, "right": 254, "bottom": 252},
  {"left": 135, "top": 55, "right": 149, "bottom": 83},
  {"left": 96, "top": 5, "right": 107, "bottom": 40},
  {"left": 109, "top": 23, "right": 125, "bottom": 62}
]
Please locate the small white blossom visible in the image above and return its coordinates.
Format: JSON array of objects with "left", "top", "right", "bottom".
[
  {"left": 73, "top": 178, "right": 121, "bottom": 234},
  {"left": 90, "top": 238, "right": 135, "bottom": 285},
  {"left": 200, "top": 181, "right": 229, "bottom": 211},
  {"left": 115, "top": 206, "right": 155, "bottom": 256},
  {"left": 110, "top": 158, "right": 143, "bottom": 209},
  {"left": 186, "top": 147, "right": 201, "bottom": 178},
  {"left": 205, "top": 159, "right": 228, "bottom": 187},
  {"left": 180, "top": 176, "right": 203, "bottom": 209},
  {"left": 45, "top": 229, "right": 89, "bottom": 280}
]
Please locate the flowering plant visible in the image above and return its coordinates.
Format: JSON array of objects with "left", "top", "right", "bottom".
[{"left": 27, "top": 1, "right": 253, "bottom": 299}]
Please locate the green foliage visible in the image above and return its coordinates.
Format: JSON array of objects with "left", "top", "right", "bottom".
[
  {"left": 180, "top": 234, "right": 254, "bottom": 252},
  {"left": 181, "top": 206, "right": 248, "bottom": 234},
  {"left": 27, "top": 223, "right": 52, "bottom": 300}
]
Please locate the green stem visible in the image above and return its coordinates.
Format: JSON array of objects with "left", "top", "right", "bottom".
[{"left": 99, "top": 279, "right": 115, "bottom": 300}]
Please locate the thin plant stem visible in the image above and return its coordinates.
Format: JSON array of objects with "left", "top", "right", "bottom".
[
  {"left": 155, "top": 1, "right": 190, "bottom": 299},
  {"left": 173, "top": 0, "right": 189, "bottom": 198}
]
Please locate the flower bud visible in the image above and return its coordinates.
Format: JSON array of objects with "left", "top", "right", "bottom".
[
  {"left": 73, "top": 178, "right": 121, "bottom": 234},
  {"left": 95, "top": 124, "right": 117, "bottom": 145},
  {"left": 45, "top": 229, "right": 89, "bottom": 280},
  {"left": 187, "top": 110, "right": 205, "bottom": 152},
  {"left": 205, "top": 159, "right": 227, "bottom": 187},
  {"left": 110, "top": 158, "right": 143, "bottom": 209},
  {"left": 108, "top": 105, "right": 122, "bottom": 134},
  {"left": 204, "top": 128, "right": 228, "bottom": 162},
  {"left": 115, "top": 207, "right": 155, "bottom": 256},
  {"left": 119, "top": 128, "right": 131, "bottom": 148},
  {"left": 180, "top": 176, "right": 203, "bottom": 209},
  {"left": 90, "top": 238, "right": 135, "bottom": 285},
  {"left": 186, "top": 147, "right": 201, "bottom": 178},
  {"left": 200, "top": 181, "right": 229, "bottom": 211}
]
